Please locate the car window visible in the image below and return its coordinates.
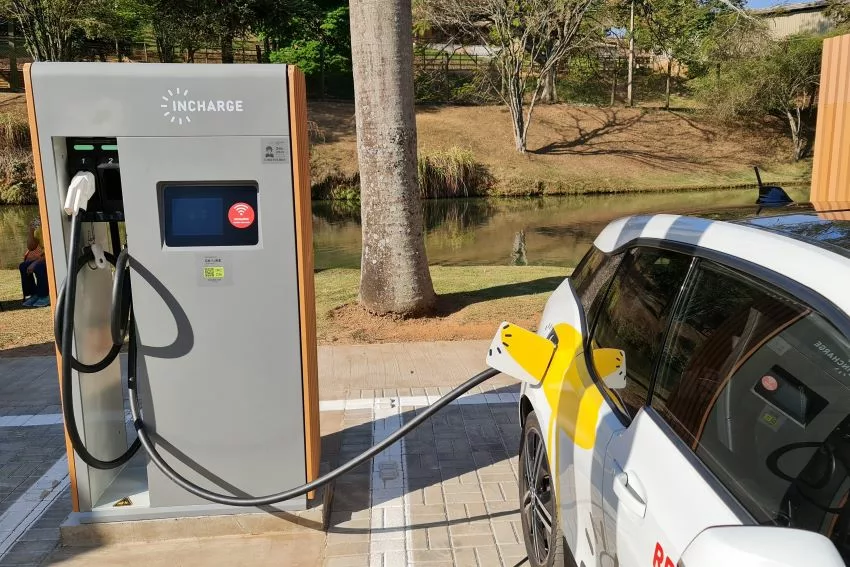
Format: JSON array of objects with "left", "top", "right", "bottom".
[
  {"left": 571, "top": 246, "right": 624, "bottom": 328},
  {"left": 652, "top": 260, "right": 850, "bottom": 559},
  {"left": 589, "top": 247, "right": 692, "bottom": 417}
]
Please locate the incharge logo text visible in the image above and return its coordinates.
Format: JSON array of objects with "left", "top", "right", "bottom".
[{"left": 161, "top": 87, "right": 244, "bottom": 125}]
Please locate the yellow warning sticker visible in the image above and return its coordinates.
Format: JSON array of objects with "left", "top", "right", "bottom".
[{"left": 203, "top": 266, "right": 225, "bottom": 280}]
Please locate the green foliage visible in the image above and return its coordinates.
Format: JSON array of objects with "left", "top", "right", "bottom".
[
  {"left": 312, "top": 148, "right": 492, "bottom": 200},
  {"left": 825, "top": 0, "right": 850, "bottom": 24},
  {"left": 414, "top": 68, "right": 499, "bottom": 105},
  {"left": 269, "top": 5, "right": 351, "bottom": 90},
  {"left": 417, "top": 148, "right": 492, "bottom": 199},
  {"left": 696, "top": 34, "right": 822, "bottom": 120},
  {"left": 2, "top": 0, "right": 94, "bottom": 60},
  {"left": 312, "top": 169, "right": 361, "bottom": 201},
  {"left": 695, "top": 33, "right": 822, "bottom": 160},
  {"left": 272, "top": 40, "right": 325, "bottom": 73},
  {"left": 557, "top": 57, "right": 611, "bottom": 105},
  {"left": 0, "top": 112, "right": 30, "bottom": 150},
  {"left": 81, "top": 0, "right": 148, "bottom": 46},
  {"left": 0, "top": 150, "right": 36, "bottom": 205}
]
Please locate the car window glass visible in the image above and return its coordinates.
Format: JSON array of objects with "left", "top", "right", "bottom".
[
  {"left": 590, "top": 247, "right": 692, "bottom": 417},
  {"left": 652, "top": 260, "right": 850, "bottom": 560},
  {"left": 571, "top": 246, "right": 624, "bottom": 328}
]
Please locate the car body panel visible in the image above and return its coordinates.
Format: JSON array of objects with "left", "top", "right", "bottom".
[
  {"left": 602, "top": 410, "right": 743, "bottom": 566},
  {"left": 520, "top": 278, "right": 624, "bottom": 566},
  {"left": 515, "top": 213, "right": 850, "bottom": 567}
]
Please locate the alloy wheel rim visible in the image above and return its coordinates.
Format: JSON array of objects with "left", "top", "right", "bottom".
[{"left": 522, "top": 427, "right": 554, "bottom": 564}]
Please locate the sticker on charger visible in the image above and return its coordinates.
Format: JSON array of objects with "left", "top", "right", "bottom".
[
  {"left": 203, "top": 266, "right": 225, "bottom": 280},
  {"left": 199, "top": 256, "right": 232, "bottom": 286},
  {"left": 228, "top": 202, "right": 255, "bottom": 229},
  {"left": 261, "top": 138, "right": 290, "bottom": 164}
]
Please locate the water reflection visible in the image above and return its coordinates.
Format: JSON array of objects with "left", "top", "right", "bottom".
[
  {"left": 2, "top": 187, "right": 810, "bottom": 270},
  {"left": 312, "top": 188, "right": 809, "bottom": 269}
]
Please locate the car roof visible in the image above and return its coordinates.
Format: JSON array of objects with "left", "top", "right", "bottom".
[
  {"left": 735, "top": 212, "right": 850, "bottom": 260},
  {"left": 593, "top": 209, "right": 850, "bottom": 319}
]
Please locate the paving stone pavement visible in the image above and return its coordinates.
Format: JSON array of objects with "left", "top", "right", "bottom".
[{"left": 0, "top": 341, "right": 528, "bottom": 566}]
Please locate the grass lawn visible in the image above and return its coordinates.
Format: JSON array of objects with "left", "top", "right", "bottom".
[
  {"left": 0, "top": 265, "right": 568, "bottom": 355},
  {"left": 316, "top": 265, "right": 567, "bottom": 344},
  {"left": 0, "top": 268, "right": 54, "bottom": 356}
]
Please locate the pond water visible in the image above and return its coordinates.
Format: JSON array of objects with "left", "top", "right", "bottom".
[{"left": 0, "top": 187, "right": 809, "bottom": 271}]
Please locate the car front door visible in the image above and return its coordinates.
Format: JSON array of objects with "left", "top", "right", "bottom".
[{"left": 578, "top": 246, "right": 697, "bottom": 566}]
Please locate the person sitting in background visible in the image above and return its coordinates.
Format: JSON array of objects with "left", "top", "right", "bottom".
[{"left": 20, "top": 219, "right": 50, "bottom": 308}]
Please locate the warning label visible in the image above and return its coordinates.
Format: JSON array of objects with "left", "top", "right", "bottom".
[{"left": 261, "top": 138, "right": 289, "bottom": 164}]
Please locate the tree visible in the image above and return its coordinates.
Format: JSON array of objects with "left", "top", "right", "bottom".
[
  {"left": 2, "top": 0, "right": 95, "bottom": 60},
  {"left": 636, "top": 0, "right": 710, "bottom": 109},
  {"left": 825, "top": 0, "right": 850, "bottom": 25},
  {"left": 418, "top": 0, "right": 595, "bottom": 152},
  {"left": 269, "top": 5, "right": 350, "bottom": 96},
  {"left": 212, "top": 0, "right": 254, "bottom": 63},
  {"left": 81, "top": 0, "right": 148, "bottom": 60},
  {"left": 696, "top": 8, "right": 768, "bottom": 83},
  {"left": 697, "top": 34, "right": 822, "bottom": 161},
  {"left": 349, "top": 0, "right": 436, "bottom": 315}
]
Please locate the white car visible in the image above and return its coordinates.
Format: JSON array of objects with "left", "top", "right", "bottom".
[{"left": 487, "top": 210, "right": 850, "bottom": 567}]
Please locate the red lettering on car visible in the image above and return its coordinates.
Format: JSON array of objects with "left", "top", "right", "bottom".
[{"left": 653, "top": 542, "right": 665, "bottom": 567}]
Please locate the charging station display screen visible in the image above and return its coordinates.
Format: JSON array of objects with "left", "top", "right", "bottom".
[
  {"left": 161, "top": 183, "right": 259, "bottom": 247},
  {"left": 171, "top": 197, "right": 223, "bottom": 237}
]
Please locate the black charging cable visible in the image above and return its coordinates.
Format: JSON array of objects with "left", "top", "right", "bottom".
[
  {"left": 54, "top": 246, "right": 130, "bottom": 374},
  {"left": 57, "top": 212, "right": 141, "bottom": 470},
  {"left": 57, "top": 211, "right": 503, "bottom": 502},
  {"left": 126, "top": 311, "right": 500, "bottom": 505}
]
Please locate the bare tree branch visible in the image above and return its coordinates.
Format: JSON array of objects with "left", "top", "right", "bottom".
[{"left": 419, "top": 0, "right": 594, "bottom": 152}]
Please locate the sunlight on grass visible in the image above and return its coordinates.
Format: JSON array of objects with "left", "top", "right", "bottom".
[{"left": 1, "top": 265, "right": 570, "bottom": 351}]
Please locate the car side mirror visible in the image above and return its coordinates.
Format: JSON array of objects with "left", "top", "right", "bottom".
[
  {"left": 485, "top": 322, "right": 555, "bottom": 385},
  {"left": 679, "top": 526, "right": 844, "bottom": 567}
]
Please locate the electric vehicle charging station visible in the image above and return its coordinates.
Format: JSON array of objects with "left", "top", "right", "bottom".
[{"left": 25, "top": 62, "right": 321, "bottom": 522}]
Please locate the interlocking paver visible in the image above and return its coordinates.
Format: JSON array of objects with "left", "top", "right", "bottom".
[
  {"left": 497, "top": 543, "right": 528, "bottom": 567},
  {"left": 324, "top": 555, "right": 371, "bottom": 567},
  {"left": 2, "top": 343, "right": 528, "bottom": 567},
  {"left": 492, "top": 521, "right": 520, "bottom": 545}
]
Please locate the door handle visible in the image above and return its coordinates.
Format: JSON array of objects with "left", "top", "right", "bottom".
[{"left": 613, "top": 471, "right": 647, "bottom": 518}]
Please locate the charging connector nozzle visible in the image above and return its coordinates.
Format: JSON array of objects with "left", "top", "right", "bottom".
[{"left": 64, "top": 171, "right": 96, "bottom": 216}]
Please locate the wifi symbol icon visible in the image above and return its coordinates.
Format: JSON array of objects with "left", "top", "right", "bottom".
[{"left": 228, "top": 202, "right": 255, "bottom": 229}]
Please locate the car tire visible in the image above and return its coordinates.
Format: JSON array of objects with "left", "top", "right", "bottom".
[{"left": 519, "top": 411, "right": 572, "bottom": 567}]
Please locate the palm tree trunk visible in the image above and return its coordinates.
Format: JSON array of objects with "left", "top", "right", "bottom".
[
  {"left": 350, "top": 0, "right": 436, "bottom": 315},
  {"left": 665, "top": 58, "right": 672, "bottom": 110}
]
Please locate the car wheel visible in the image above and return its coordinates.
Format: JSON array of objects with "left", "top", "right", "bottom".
[{"left": 519, "top": 411, "right": 567, "bottom": 567}]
